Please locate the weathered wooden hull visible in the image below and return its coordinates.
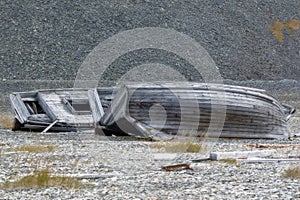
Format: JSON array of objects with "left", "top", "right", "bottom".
[
  {"left": 98, "top": 82, "right": 294, "bottom": 140},
  {"left": 9, "top": 82, "right": 294, "bottom": 139}
]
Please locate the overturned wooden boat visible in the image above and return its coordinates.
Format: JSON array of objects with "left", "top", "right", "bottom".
[
  {"left": 9, "top": 82, "right": 295, "bottom": 139},
  {"left": 95, "top": 82, "right": 295, "bottom": 140}
]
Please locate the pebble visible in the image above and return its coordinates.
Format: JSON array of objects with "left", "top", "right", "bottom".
[{"left": 0, "top": 130, "right": 299, "bottom": 199}]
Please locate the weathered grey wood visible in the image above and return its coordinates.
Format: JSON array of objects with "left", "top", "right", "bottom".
[
  {"left": 41, "top": 119, "right": 58, "bottom": 134},
  {"left": 10, "top": 88, "right": 102, "bottom": 131},
  {"left": 21, "top": 97, "right": 37, "bottom": 102},
  {"left": 25, "top": 102, "right": 35, "bottom": 114},
  {"left": 26, "top": 120, "right": 52, "bottom": 126},
  {"left": 27, "top": 114, "right": 52, "bottom": 123},
  {"left": 9, "top": 94, "right": 31, "bottom": 124},
  {"left": 126, "top": 83, "right": 284, "bottom": 109},
  {"left": 9, "top": 82, "right": 293, "bottom": 137},
  {"left": 9, "top": 94, "right": 26, "bottom": 124},
  {"left": 37, "top": 92, "right": 57, "bottom": 121},
  {"left": 99, "top": 83, "right": 292, "bottom": 140},
  {"left": 100, "top": 87, "right": 128, "bottom": 125},
  {"left": 24, "top": 124, "right": 76, "bottom": 132},
  {"left": 18, "top": 91, "right": 38, "bottom": 98},
  {"left": 63, "top": 97, "right": 76, "bottom": 114},
  {"left": 88, "top": 89, "right": 104, "bottom": 123},
  {"left": 241, "top": 158, "right": 300, "bottom": 163},
  {"left": 16, "top": 93, "right": 31, "bottom": 118},
  {"left": 210, "top": 150, "right": 276, "bottom": 160}
]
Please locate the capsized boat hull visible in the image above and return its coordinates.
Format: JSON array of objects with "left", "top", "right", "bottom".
[{"left": 98, "top": 82, "right": 294, "bottom": 140}]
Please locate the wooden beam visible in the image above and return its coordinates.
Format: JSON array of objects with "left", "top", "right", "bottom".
[
  {"left": 37, "top": 92, "right": 57, "bottom": 121},
  {"left": 210, "top": 150, "right": 276, "bottom": 160},
  {"left": 88, "top": 89, "right": 104, "bottom": 123},
  {"left": 41, "top": 119, "right": 58, "bottom": 134}
]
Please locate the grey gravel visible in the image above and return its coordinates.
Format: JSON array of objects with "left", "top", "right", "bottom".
[
  {"left": 1, "top": 1, "right": 300, "bottom": 199},
  {"left": 1, "top": 1, "right": 300, "bottom": 82},
  {"left": 0, "top": 129, "right": 299, "bottom": 200}
]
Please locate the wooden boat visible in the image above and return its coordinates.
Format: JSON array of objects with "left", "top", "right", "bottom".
[
  {"left": 9, "top": 82, "right": 295, "bottom": 139},
  {"left": 9, "top": 88, "right": 114, "bottom": 132},
  {"left": 96, "top": 82, "right": 295, "bottom": 140}
]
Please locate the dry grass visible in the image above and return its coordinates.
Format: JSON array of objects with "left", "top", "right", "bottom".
[
  {"left": 1, "top": 169, "right": 81, "bottom": 189},
  {"left": 219, "top": 158, "right": 237, "bottom": 164},
  {"left": 0, "top": 113, "right": 14, "bottom": 129},
  {"left": 269, "top": 20, "right": 285, "bottom": 42},
  {"left": 282, "top": 166, "right": 300, "bottom": 179},
  {"left": 8, "top": 144, "right": 57, "bottom": 153},
  {"left": 151, "top": 140, "right": 202, "bottom": 153},
  {"left": 287, "top": 19, "right": 300, "bottom": 31},
  {"left": 269, "top": 19, "right": 300, "bottom": 42}
]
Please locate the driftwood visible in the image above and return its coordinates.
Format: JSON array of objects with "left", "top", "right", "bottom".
[
  {"left": 41, "top": 120, "right": 58, "bottom": 134},
  {"left": 209, "top": 150, "right": 276, "bottom": 160},
  {"left": 161, "top": 164, "right": 193, "bottom": 171},
  {"left": 240, "top": 158, "right": 300, "bottom": 163}
]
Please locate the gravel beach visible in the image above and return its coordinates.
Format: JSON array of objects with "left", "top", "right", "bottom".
[
  {"left": 1, "top": 1, "right": 300, "bottom": 199},
  {"left": 0, "top": 81, "right": 299, "bottom": 199},
  {"left": 0, "top": 128, "right": 299, "bottom": 200}
]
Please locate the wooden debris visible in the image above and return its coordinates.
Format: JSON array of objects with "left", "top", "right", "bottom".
[
  {"left": 241, "top": 158, "right": 300, "bottom": 163},
  {"left": 246, "top": 144, "right": 300, "bottom": 149},
  {"left": 9, "top": 88, "right": 114, "bottom": 132},
  {"left": 41, "top": 119, "right": 58, "bottom": 134},
  {"left": 210, "top": 150, "right": 276, "bottom": 161},
  {"left": 161, "top": 163, "right": 193, "bottom": 171}
]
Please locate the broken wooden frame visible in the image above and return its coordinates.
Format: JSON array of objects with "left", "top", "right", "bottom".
[{"left": 9, "top": 88, "right": 114, "bottom": 132}]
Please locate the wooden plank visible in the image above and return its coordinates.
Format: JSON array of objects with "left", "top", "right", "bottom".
[
  {"left": 26, "top": 120, "right": 52, "bottom": 126},
  {"left": 9, "top": 94, "right": 31, "bottom": 124},
  {"left": 27, "top": 114, "right": 52, "bottom": 123},
  {"left": 241, "top": 158, "right": 300, "bottom": 163},
  {"left": 18, "top": 91, "right": 38, "bottom": 98},
  {"left": 126, "top": 83, "right": 282, "bottom": 107},
  {"left": 88, "top": 89, "right": 104, "bottom": 123},
  {"left": 63, "top": 97, "right": 76, "bottom": 114},
  {"left": 41, "top": 120, "right": 58, "bottom": 134},
  {"left": 24, "top": 124, "right": 77, "bottom": 132},
  {"left": 9, "top": 94, "right": 25, "bottom": 124},
  {"left": 209, "top": 150, "right": 276, "bottom": 160},
  {"left": 101, "top": 87, "right": 128, "bottom": 125},
  {"left": 25, "top": 103, "right": 35, "bottom": 114},
  {"left": 22, "top": 97, "right": 37, "bottom": 102},
  {"left": 37, "top": 92, "right": 57, "bottom": 121},
  {"left": 15, "top": 93, "right": 31, "bottom": 118}
]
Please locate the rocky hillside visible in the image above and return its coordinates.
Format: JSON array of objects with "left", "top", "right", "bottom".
[{"left": 1, "top": 1, "right": 300, "bottom": 82}]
